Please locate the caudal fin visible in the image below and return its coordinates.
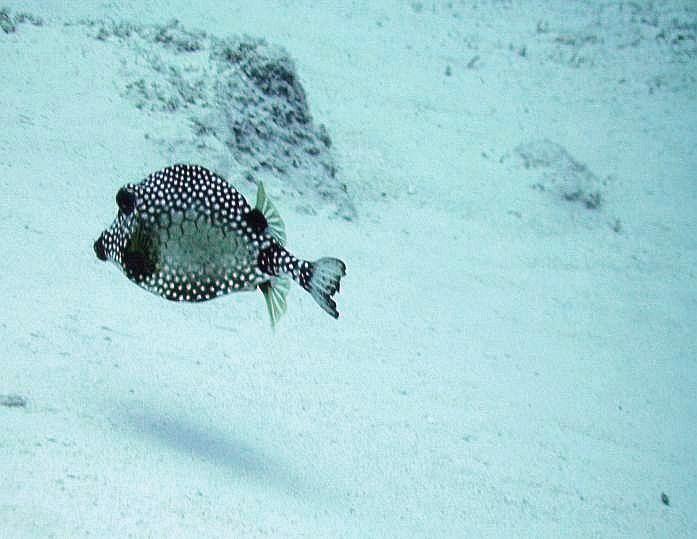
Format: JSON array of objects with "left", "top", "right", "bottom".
[{"left": 307, "top": 258, "right": 346, "bottom": 318}]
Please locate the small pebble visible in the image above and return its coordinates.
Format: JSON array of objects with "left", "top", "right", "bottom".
[{"left": 0, "top": 394, "right": 27, "bottom": 408}]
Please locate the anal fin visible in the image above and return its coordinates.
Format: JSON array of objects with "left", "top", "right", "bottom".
[{"left": 260, "top": 277, "right": 290, "bottom": 328}]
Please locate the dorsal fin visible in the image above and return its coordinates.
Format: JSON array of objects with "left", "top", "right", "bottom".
[{"left": 255, "top": 182, "right": 286, "bottom": 245}]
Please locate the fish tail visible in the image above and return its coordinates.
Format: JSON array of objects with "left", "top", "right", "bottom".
[
  {"left": 300, "top": 257, "right": 346, "bottom": 318},
  {"left": 258, "top": 244, "right": 346, "bottom": 318}
]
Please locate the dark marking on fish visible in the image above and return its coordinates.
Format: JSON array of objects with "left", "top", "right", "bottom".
[
  {"left": 93, "top": 235, "right": 107, "bottom": 261},
  {"left": 245, "top": 208, "right": 267, "bottom": 233},
  {"left": 116, "top": 187, "right": 136, "bottom": 215}
]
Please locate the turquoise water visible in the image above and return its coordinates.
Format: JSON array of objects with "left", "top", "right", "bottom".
[{"left": 2, "top": 2, "right": 696, "bottom": 537}]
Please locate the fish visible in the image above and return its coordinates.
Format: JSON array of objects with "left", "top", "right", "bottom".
[{"left": 93, "top": 164, "right": 346, "bottom": 325}]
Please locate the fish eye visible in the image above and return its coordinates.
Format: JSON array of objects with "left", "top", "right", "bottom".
[{"left": 116, "top": 188, "right": 136, "bottom": 215}]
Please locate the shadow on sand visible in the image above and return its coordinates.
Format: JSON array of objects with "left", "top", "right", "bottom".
[{"left": 114, "top": 400, "right": 307, "bottom": 496}]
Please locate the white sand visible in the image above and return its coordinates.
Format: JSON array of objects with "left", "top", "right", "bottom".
[{"left": 1, "top": 1, "right": 695, "bottom": 537}]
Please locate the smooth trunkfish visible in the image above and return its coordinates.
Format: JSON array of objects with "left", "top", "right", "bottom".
[{"left": 94, "top": 165, "right": 346, "bottom": 326}]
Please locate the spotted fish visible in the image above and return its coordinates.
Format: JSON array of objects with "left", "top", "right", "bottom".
[{"left": 93, "top": 164, "right": 346, "bottom": 325}]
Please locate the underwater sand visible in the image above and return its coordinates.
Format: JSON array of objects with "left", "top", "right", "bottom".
[{"left": 1, "top": 1, "right": 696, "bottom": 537}]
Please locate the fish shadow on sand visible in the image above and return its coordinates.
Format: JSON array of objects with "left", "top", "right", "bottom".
[{"left": 115, "top": 401, "right": 306, "bottom": 495}]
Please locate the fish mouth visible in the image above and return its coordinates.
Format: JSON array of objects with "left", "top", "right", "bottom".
[{"left": 93, "top": 234, "right": 107, "bottom": 261}]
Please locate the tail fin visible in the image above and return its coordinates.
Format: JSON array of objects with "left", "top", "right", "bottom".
[
  {"left": 305, "top": 257, "right": 346, "bottom": 318},
  {"left": 258, "top": 243, "right": 346, "bottom": 320}
]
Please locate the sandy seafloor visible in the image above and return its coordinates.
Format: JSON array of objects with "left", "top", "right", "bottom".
[{"left": 1, "top": 1, "right": 696, "bottom": 537}]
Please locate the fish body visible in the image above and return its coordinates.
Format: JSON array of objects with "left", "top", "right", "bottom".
[{"left": 94, "top": 164, "right": 345, "bottom": 324}]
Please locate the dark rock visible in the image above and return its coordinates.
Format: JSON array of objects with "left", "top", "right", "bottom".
[
  {"left": 85, "top": 19, "right": 355, "bottom": 219},
  {"left": 0, "top": 8, "right": 16, "bottom": 33},
  {"left": 0, "top": 8, "right": 43, "bottom": 33}
]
